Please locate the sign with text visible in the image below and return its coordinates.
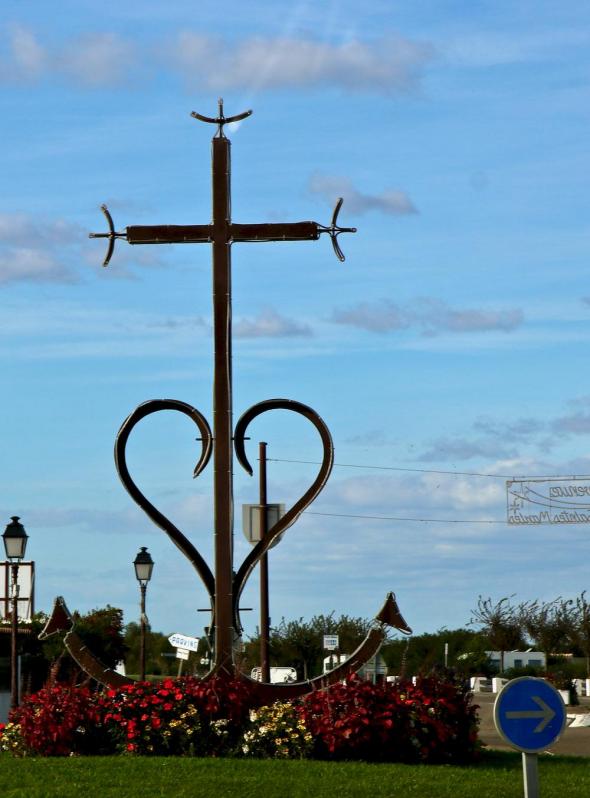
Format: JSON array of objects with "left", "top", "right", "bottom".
[
  {"left": 168, "top": 633, "right": 199, "bottom": 652},
  {"left": 507, "top": 477, "right": 590, "bottom": 525},
  {"left": 323, "top": 634, "right": 339, "bottom": 651}
]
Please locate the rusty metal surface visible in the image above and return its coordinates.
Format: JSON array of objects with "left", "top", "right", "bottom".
[
  {"left": 245, "top": 624, "right": 387, "bottom": 702},
  {"left": 114, "top": 400, "right": 215, "bottom": 603},
  {"left": 375, "top": 591, "right": 412, "bottom": 635},
  {"left": 82, "top": 101, "right": 403, "bottom": 694},
  {"left": 232, "top": 398, "right": 334, "bottom": 633},
  {"left": 39, "top": 596, "right": 133, "bottom": 688},
  {"left": 126, "top": 225, "right": 212, "bottom": 244},
  {"left": 231, "top": 222, "right": 319, "bottom": 242}
]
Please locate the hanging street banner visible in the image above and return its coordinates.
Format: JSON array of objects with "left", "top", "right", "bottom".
[{"left": 507, "top": 477, "right": 590, "bottom": 525}]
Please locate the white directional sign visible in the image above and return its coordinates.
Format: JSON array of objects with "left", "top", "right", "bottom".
[
  {"left": 176, "top": 649, "right": 190, "bottom": 660},
  {"left": 168, "top": 633, "right": 199, "bottom": 652}
]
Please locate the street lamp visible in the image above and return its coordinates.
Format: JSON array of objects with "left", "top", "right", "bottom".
[
  {"left": 133, "top": 546, "right": 154, "bottom": 682},
  {"left": 3, "top": 516, "right": 28, "bottom": 710}
]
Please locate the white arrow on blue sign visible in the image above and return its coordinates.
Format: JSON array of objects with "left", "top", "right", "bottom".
[{"left": 494, "top": 677, "right": 566, "bottom": 753}]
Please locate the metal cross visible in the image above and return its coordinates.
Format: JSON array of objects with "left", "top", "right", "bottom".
[{"left": 90, "top": 99, "right": 356, "bottom": 674}]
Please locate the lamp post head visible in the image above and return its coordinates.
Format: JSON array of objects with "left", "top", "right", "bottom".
[
  {"left": 133, "top": 546, "right": 154, "bottom": 585},
  {"left": 2, "top": 516, "right": 28, "bottom": 561}
]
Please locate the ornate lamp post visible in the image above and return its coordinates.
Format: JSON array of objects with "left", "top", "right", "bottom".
[
  {"left": 133, "top": 546, "right": 154, "bottom": 681},
  {"left": 2, "top": 516, "right": 28, "bottom": 710}
]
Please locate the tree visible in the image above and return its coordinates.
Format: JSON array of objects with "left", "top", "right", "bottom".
[
  {"left": 381, "top": 628, "right": 487, "bottom": 677},
  {"left": 470, "top": 596, "right": 524, "bottom": 672},
  {"left": 570, "top": 591, "right": 590, "bottom": 676},
  {"left": 243, "top": 612, "right": 373, "bottom": 680},
  {"left": 518, "top": 597, "right": 574, "bottom": 664},
  {"left": 123, "top": 622, "right": 179, "bottom": 677}
]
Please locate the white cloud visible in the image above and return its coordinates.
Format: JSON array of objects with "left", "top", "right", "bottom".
[
  {"left": 322, "top": 471, "right": 504, "bottom": 517},
  {"left": 163, "top": 32, "right": 435, "bottom": 94},
  {"left": 0, "top": 27, "right": 434, "bottom": 94},
  {"left": 0, "top": 248, "right": 75, "bottom": 285},
  {"left": 57, "top": 33, "right": 136, "bottom": 87},
  {"left": 309, "top": 174, "right": 417, "bottom": 216},
  {"left": 0, "top": 213, "right": 81, "bottom": 246},
  {"left": 4, "top": 24, "right": 46, "bottom": 80},
  {"left": 0, "top": 213, "right": 83, "bottom": 285},
  {"left": 331, "top": 298, "right": 524, "bottom": 335},
  {"left": 234, "top": 308, "right": 312, "bottom": 338},
  {"left": 0, "top": 27, "right": 135, "bottom": 87},
  {"left": 418, "top": 436, "right": 518, "bottom": 463}
]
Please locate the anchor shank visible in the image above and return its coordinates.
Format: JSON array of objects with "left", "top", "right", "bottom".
[{"left": 211, "top": 134, "right": 235, "bottom": 672}]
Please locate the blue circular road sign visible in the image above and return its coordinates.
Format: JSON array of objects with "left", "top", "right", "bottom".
[{"left": 494, "top": 677, "right": 566, "bottom": 753}]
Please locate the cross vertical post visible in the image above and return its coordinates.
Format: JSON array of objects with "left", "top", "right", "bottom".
[{"left": 210, "top": 130, "right": 234, "bottom": 672}]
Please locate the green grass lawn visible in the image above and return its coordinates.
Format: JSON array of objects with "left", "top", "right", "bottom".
[{"left": 0, "top": 751, "right": 589, "bottom": 798}]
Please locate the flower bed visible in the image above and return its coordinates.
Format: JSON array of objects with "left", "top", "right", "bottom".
[
  {"left": 0, "top": 674, "right": 479, "bottom": 762},
  {"left": 301, "top": 675, "right": 479, "bottom": 763}
]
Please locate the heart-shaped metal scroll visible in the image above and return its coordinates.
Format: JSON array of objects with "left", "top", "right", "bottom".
[
  {"left": 232, "top": 398, "right": 334, "bottom": 632},
  {"left": 115, "top": 399, "right": 215, "bottom": 602}
]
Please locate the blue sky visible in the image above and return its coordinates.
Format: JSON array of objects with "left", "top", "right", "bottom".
[{"left": 2, "top": 1, "right": 590, "bottom": 646}]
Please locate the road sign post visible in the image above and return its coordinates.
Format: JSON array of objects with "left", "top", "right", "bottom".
[{"left": 494, "top": 677, "right": 566, "bottom": 798}]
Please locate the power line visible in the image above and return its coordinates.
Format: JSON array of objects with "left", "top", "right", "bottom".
[
  {"left": 306, "top": 511, "right": 500, "bottom": 525},
  {"left": 268, "top": 457, "right": 584, "bottom": 482},
  {"left": 267, "top": 457, "right": 510, "bottom": 478}
]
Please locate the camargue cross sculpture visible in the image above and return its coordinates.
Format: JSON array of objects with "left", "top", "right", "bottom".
[{"left": 42, "top": 100, "right": 411, "bottom": 699}]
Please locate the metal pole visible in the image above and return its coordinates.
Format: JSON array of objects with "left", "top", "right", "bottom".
[
  {"left": 522, "top": 752, "right": 539, "bottom": 798},
  {"left": 259, "top": 442, "right": 271, "bottom": 684},
  {"left": 211, "top": 133, "right": 235, "bottom": 674},
  {"left": 139, "top": 582, "right": 146, "bottom": 682},
  {"left": 10, "top": 562, "right": 19, "bottom": 710}
]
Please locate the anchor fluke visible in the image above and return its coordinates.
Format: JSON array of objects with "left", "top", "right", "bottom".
[
  {"left": 38, "top": 595, "right": 73, "bottom": 639},
  {"left": 89, "top": 204, "right": 127, "bottom": 267},
  {"left": 318, "top": 197, "right": 357, "bottom": 262},
  {"left": 375, "top": 591, "right": 412, "bottom": 635}
]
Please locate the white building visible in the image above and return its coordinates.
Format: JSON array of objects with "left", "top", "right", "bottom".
[{"left": 486, "top": 650, "right": 546, "bottom": 670}]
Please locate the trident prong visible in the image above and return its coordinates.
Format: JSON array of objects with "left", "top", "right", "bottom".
[
  {"left": 317, "top": 198, "right": 357, "bottom": 262},
  {"left": 88, "top": 204, "right": 127, "bottom": 267},
  {"left": 191, "top": 97, "right": 253, "bottom": 138}
]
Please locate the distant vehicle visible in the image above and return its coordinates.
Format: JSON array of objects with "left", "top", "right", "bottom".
[{"left": 250, "top": 667, "right": 297, "bottom": 683}]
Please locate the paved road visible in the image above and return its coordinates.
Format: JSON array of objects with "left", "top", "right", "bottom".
[{"left": 475, "top": 692, "right": 590, "bottom": 757}]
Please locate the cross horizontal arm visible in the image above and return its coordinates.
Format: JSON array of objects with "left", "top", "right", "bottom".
[
  {"left": 231, "top": 222, "right": 319, "bottom": 243},
  {"left": 126, "top": 225, "right": 212, "bottom": 244},
  {"left": 124, "top": 221, "right": 321, "bottom": 246}
]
